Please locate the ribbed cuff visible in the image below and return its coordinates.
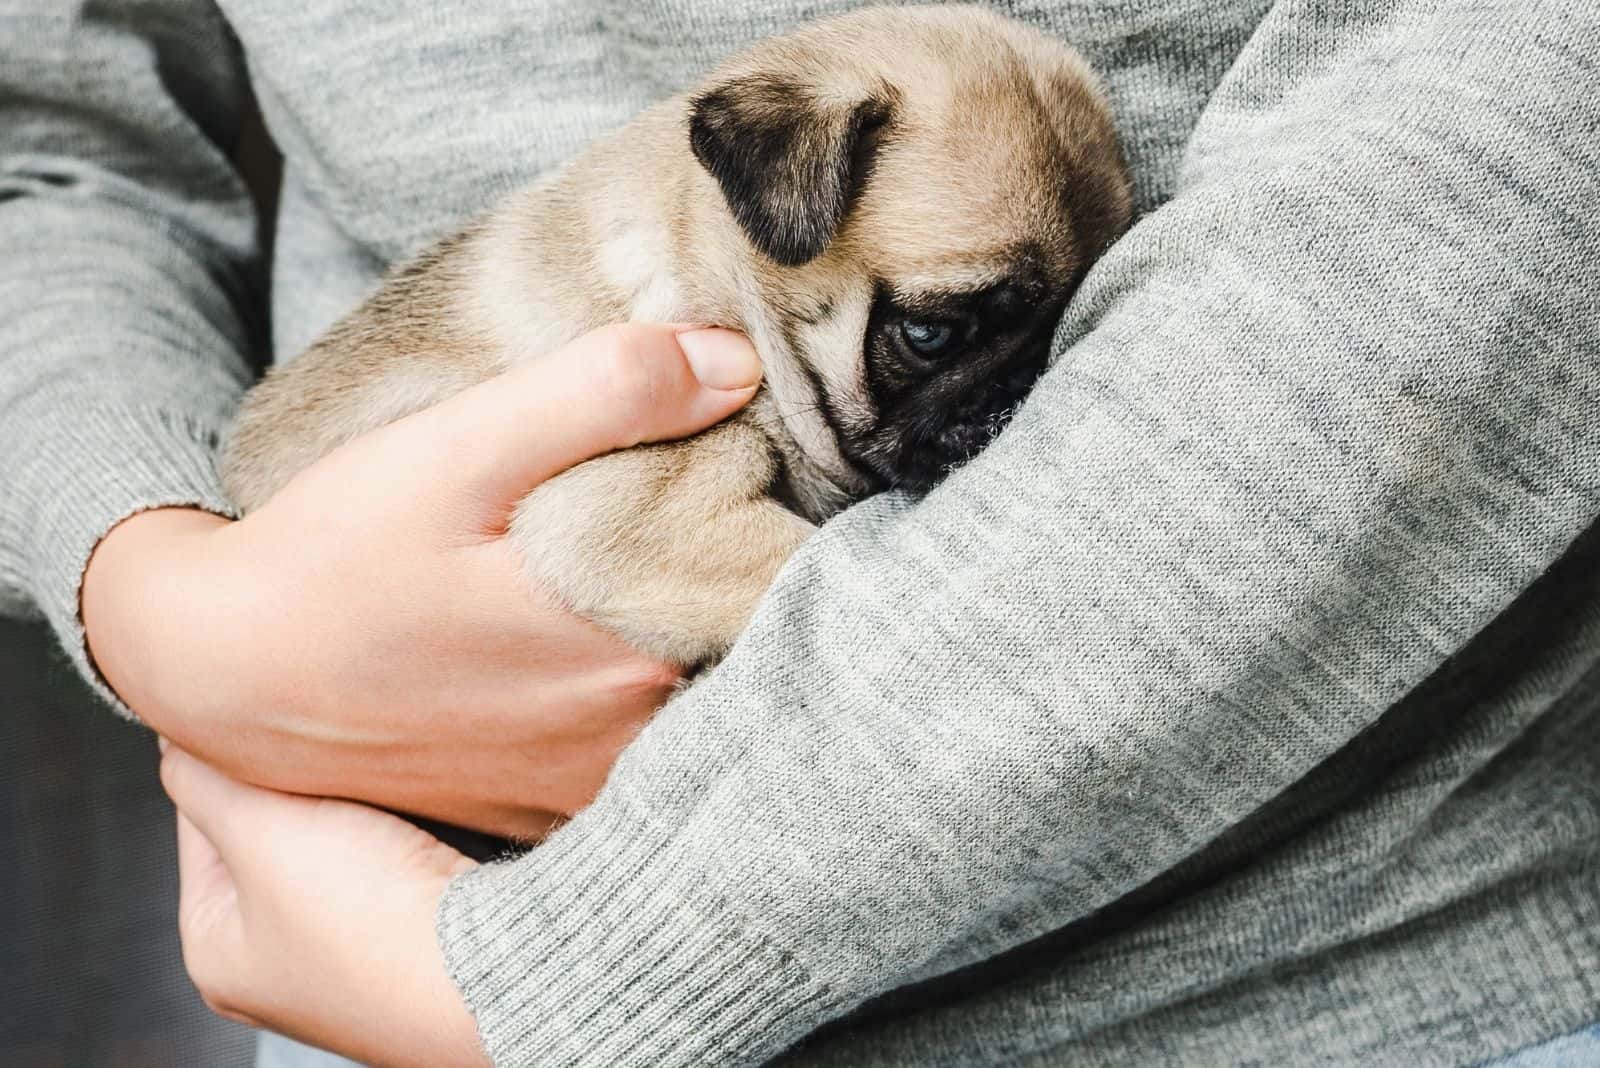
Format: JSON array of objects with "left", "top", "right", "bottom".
[
  {"left": 437, "top": 795, "right": 842, "bottom": 1067},
  {"left": 11, "top": 399, "right": 238, "bottom": 718}
]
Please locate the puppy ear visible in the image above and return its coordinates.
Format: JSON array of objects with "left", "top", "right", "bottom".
[{"left": 689, "top": 76, "right": 893, "bottom": 267}]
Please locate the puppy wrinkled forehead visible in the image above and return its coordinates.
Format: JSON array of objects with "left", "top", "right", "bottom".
[
  {"left": 884, "top": 244, "right": 1054, "bottom": 306},
  {"left": 845, "top": 135, "right": 1084, "bottom": 287},
  {"left": 814, "top": 21, "right": 1117, "bottom": 278},
  {"left": 697, "top": 4, "right": 1130, "bottom": 281}
]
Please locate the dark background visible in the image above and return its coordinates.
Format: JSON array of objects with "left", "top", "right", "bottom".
[{"left": 0, "top": 616, "right": 254, "bottom": 1067}]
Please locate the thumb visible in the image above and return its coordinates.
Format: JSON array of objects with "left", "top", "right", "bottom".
[{"left": 408, "top": 323, "right": 762, "bottom": 516}]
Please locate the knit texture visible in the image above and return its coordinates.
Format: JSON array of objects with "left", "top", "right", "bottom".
[{"left": 3, "top": 2, "right": 1599, "bottom": 1066}]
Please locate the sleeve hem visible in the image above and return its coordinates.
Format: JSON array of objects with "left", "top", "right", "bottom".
[
  {"left": 437, "top": 796, "right": 842, "bottom": 1067},
  {"left": 7, "top": 399, "right": 240, "bottom": 718}
]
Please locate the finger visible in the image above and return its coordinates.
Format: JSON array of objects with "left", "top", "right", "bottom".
[
  {"left": 409, "top": 322, "right": 762, "bottom": 511},
  {"left": 174, "top": 809, "right": 238, "bottom": 932},
  {"left": 160, "top": 745, "right": 282, "bottom": 865},
  {"left": 174, "top": 812, "right": 257, "bottom": 1026}
]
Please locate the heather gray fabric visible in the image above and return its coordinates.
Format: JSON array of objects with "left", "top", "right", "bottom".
[
  {"left": 0, "top": 616, "right": 256, "bottom": 1067},
  {"left": 2, "top": 2, "right": 1598, "bottom": 1067}
]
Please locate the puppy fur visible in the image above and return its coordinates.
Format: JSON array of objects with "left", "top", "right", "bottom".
[{"left": 220, "top": 5, "right": 1132, "bottom": 666}]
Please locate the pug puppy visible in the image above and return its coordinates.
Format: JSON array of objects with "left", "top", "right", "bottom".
[{"left": 220, "top": 4, "right": 1132, "bottom": 667}]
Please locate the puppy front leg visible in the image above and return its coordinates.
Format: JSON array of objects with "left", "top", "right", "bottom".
[{"left": 510, "top": 415, "right": 817, "bottom": 666}]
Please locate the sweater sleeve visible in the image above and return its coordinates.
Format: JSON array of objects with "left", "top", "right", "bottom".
[
  {"left": 0, "top": 1, "right": 257, "bottom": 709},
  {"left": 436, "top": 3, "right": 1600, "bottom": 1065}
]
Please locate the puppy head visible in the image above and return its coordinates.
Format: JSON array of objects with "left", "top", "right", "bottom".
[{"left": 688, "top": 6, "right": 1131, "bottom": 494}]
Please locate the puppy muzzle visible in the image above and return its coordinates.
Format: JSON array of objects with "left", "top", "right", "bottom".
[{"left": 896, "top": 364, "right": 1045, "bottom": 489}]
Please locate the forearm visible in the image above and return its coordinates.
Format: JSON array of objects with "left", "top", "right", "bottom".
[{"left": 437, "top": 2, "right": 1600, "bottom": 1062}]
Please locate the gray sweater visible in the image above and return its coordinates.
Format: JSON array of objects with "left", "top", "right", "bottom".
[{"left": 3, "top": 1, "right": 1598, "bottom": 1065}]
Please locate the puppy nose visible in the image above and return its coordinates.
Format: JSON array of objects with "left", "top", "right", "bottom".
[{"left": 936, "top": 421, "right": 990, "bottom": 459}]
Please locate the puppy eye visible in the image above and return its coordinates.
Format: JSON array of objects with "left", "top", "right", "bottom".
[{"left": 900, "top": 319, "right": 957, "bottom": 356}]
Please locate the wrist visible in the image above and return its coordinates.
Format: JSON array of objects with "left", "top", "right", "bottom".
[{"left": 82, "top": 506, "right": 234, "bottom": 731}]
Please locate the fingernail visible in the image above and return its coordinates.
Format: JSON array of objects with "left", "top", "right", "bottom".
[
  {"left": 677, "top": 328, "right": 762, "bottom": 391},
  {"left": 157, "top": 735, "right": 169, "bottom": 754}
]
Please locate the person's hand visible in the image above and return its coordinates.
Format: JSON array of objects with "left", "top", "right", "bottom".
[
  {"left": 83, "top": 324, "right": 762, "bottom": 838},
  {"left": 160, "top": 742, "right": 490, "bottom": 1067}
]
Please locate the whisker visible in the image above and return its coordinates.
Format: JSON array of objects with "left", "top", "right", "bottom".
[{"left": 772, "top": 403, "right": 826, "bottom": 420}]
